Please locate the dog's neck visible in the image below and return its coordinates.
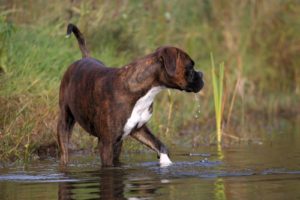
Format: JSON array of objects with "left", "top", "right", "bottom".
[{"left": 122, "top": 54, "right": 162, "bottom": 94}]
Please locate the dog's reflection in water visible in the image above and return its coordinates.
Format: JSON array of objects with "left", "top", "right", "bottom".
[{"left": 58, "top": 168, "right": 160, "bottom": 200}]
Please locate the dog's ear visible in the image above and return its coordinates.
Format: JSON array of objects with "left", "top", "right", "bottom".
[{"left": 157, "top": 47, "right": 178, "bottom": 77}]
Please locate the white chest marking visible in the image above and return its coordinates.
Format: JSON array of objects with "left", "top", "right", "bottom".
[{"left": 123, "top": 86, "right": 163, "bottom": 139}]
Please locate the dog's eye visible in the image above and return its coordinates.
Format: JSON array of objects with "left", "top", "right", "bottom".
[
  {"left": 186, "top": 61, "right": 194, "bottom": 70},
  {"left": 186, "top": 64, "right": 193, "bottom": 70}
]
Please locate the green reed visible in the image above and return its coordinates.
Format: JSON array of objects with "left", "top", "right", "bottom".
[{"left": 210, "top": 53, "right": 224, "bottom": 144}]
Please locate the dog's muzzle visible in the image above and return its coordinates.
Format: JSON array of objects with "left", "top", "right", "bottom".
[{"left": 185, "top": 71, "right": 204, "bottom": 93}]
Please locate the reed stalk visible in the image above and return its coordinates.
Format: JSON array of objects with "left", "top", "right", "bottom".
[
  {"left": 165, "top": 89, "right": 174, "bottom": 136},
  {"left": 210, "top": 53, "right": 224, "bottom": 145}
]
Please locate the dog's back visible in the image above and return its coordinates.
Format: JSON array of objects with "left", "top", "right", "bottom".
[{"left": 59, "top": 57, "right": 118, "bottom": 134}]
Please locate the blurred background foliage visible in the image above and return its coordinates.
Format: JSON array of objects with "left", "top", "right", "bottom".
[{"left": 0, "top": 0, "right": 299, "bottom": 162}]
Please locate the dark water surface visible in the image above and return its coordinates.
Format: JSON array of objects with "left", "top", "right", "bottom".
[{"left": 1, "top": 132, "right": 300, "bottom": 200}]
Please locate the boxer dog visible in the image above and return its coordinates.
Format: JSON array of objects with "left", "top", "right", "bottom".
[{"left": 57, "top": 24, "right": 204, "bottom": 167}]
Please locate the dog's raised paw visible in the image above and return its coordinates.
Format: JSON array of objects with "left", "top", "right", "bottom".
[{"left": 160, "top": 153, "right": 173, "bottom": 167}]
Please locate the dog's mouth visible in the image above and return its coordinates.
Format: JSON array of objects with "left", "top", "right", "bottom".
[
  {"left": 185, "top": 71, "right": 204, "bottom": 93},
  {"left": 185, "top": 84, "right": 203, "bottom": 93}
]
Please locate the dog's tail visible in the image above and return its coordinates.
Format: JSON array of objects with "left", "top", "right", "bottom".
[{"left": 66, "top": 23, "right": 90, "bottom": 58}]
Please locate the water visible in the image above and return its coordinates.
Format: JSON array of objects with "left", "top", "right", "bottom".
[{"left": 1, "top": 135, "right": 300, "bottom": 199}]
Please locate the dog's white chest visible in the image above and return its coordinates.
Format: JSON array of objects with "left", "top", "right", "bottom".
[{"left": 123, "top": 86, "right": 163, "bottom": 139}]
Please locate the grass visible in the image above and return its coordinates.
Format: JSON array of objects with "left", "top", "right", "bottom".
[
  {"left": 0, "top": 0, "right": 299, "bottom": 162},
  {"left": 210, "top": 53, "right": 224, "bottom": 145}
]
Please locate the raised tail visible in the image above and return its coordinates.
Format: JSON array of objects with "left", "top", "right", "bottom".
[{"left": 66, "top": 23, "right": 90, "bottom": 58}]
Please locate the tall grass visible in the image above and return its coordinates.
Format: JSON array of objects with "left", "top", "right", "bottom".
[
  {"left": 210, "top": 53, "right": 224, "bottom": 145},
  {"left": 0, "top": 10, "right": 15, "bottom": 73},
  {"left": 0, "top": 0, "right": 299, "bottom": 161}
]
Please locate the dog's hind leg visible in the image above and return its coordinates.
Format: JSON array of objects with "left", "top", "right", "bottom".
[{"left": 57, "top": 105, "right": 75, "bottom": 165}]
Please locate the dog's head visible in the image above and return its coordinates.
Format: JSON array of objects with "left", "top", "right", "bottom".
[{"left": 156, "top": 46, "right": 204, "bottom": 93}]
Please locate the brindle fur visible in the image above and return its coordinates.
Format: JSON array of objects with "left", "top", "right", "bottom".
[{"left": 57, "top": 24, "right": 204, "bottom": 167}]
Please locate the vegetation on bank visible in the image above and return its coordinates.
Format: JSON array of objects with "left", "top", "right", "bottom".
[{"left": 0, "top": 0, "right": 299, "bottom": 162}]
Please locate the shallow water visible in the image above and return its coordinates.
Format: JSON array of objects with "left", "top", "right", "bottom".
[{"left": 1, "top": 133, "right": 300, "bottom": 200}]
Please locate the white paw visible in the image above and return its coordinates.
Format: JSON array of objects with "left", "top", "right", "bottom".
[{"left": 159, "top": 153, "right": 172, "bottom": 167}]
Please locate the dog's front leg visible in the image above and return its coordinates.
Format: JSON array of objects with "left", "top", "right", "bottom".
[
  {"left": 130, "top": 125, "right": 172, "bottom": 166},
  {"left": 113, "top": 140, "right": 123, "bottom": 165},
  {"left": 99, "top": 141, "right": 114, "bottom": 167}
]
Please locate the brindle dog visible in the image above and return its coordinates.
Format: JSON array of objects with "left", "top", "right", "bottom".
[{"left": 57, "top": 24, "right": 204, "bottom": 167}]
